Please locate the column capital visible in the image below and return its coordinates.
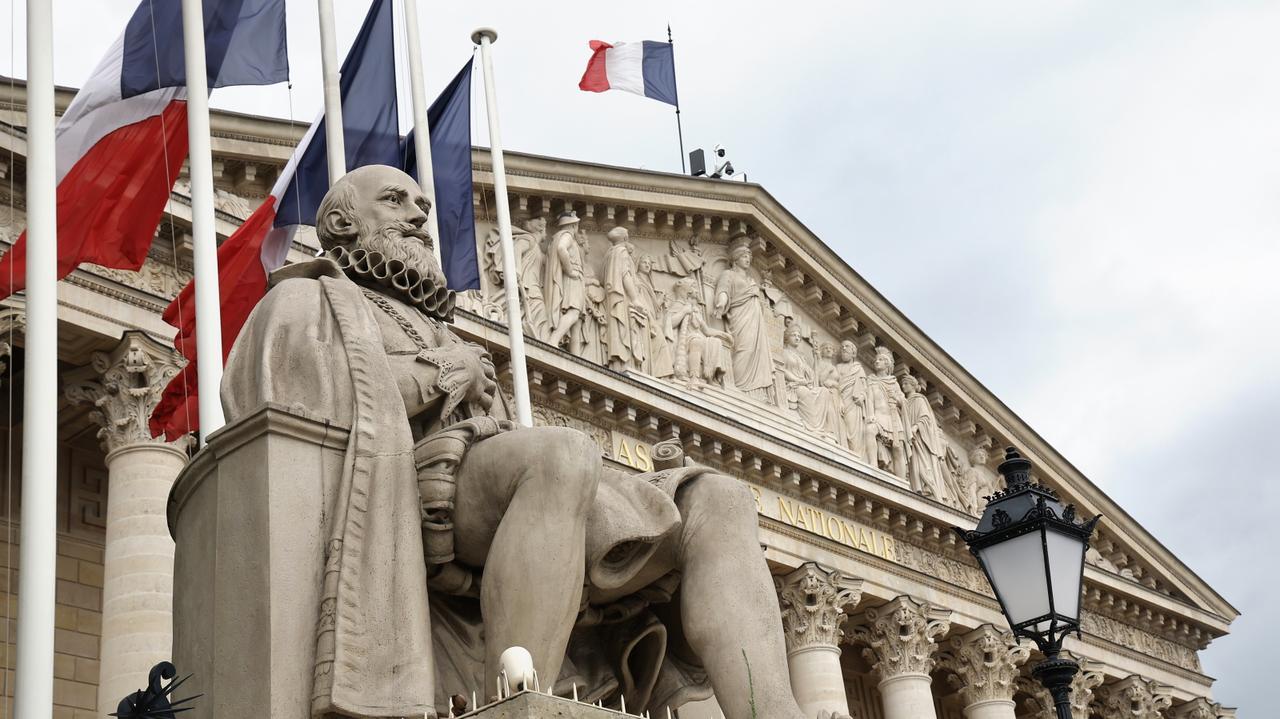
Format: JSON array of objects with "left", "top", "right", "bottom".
[
  {"left": 1097, "top": 675, "right": 1173, "bottom": 719},
  {"left": 776, "top": 562, "right": 863, "bottom": 652},
  {"left": 1016, "top": 652, "right": 1104, "bottom": 719},
  {"left": 65, "top": 330, "right": 187, "bottom": 454},
  {"left": 938, "top": 624, "right": 1029, "bottom": 707},
  {"left": 849, "top": 595, "right": 951, "bottom": 680}
]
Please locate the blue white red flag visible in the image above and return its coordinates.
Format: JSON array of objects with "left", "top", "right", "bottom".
[
  {"left": 578, "top": 40, "right": 678, "bottom": 106},
  {"left": 151, "top": 0, "right": 408, "bottom": 440},
  {"left": 403, "top": 59, "right": 480, "bottom": 292},
  {"left": 0, "top": 0, "right": 288, "bottom": 300}
]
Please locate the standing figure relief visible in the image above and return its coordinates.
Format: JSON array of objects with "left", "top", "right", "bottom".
[
  {"left": 713, "top": 237, "right": 776, "bottom": 399},
  {"left": 545, "top": 211, "right": 587, "bottom": 352}
]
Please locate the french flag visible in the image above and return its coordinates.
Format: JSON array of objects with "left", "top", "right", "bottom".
[
  {"left": 0, "top": 0, "right": 288, "bottom": 300},
  {"left": 578, "top": 40, "right": 678, "bottom": 106}
]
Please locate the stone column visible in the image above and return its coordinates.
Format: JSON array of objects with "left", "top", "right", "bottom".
[
  {"left": 1096, "top": 675, "right": 1173, "bottom": 719},
  {"left": 850, "top": 595, "right": 951, "bottom": 719},
  {"left": 776, "top": 563, "right": 863, "bottom": 719},
  {"left": 938, "top": 625, "right": 1028, "bottom": 719},
  {"left": 1015, "top": 652, "right": 1104, "bottom": 719},
  {"left": 65, "top": 331, "right": 188, "bottom": 716}
]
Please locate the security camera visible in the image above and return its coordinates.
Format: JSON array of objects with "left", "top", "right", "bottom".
[
  {"left": 723, "top": 162, "right": 734, "bottom": 176},
  {"left": 714, "top": 144, "right": 726, "bottom": 158}
]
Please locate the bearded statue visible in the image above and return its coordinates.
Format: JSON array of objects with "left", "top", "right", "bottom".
[{"left": 215, "top": 166, "right": 809, "bottom": 719}]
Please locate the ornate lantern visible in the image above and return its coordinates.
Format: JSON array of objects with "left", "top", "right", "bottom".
[{"left": 954, "top": 448, "right": 1100, "bottom": 719}]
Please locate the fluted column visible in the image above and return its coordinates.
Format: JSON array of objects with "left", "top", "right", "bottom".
[
  {"left": 1016, "top": 652, "right": 1104, "bottom": 719},
  {"left": 776, "top": 563, "right": 862, "bottom": 719},
  {"left": 65, "top": 331, "right": 189, "bottom": 716},
  {"left": 938, "top": 625, "right": 1028, "bottom": 719},
  {"left": 850, "top": 596, "right": 951, "bottom": 719},
  {"left": 1097, "top": 675, "right": 1173, "bottom": 719}
]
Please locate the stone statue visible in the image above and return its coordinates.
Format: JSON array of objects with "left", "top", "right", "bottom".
[
  {"left": 900, "top": 374, "right": 961, "bottom": 502},
  {"left": 576, "top": 228, "right": 609, "bottom": 365},
  {"left": 219, "top": 166, "right": 808, "bottom": 719},
  {"left": 603, "top": 227, "right": 647, "bottom": 372},
  {"left": 834, "top": 340, "right": 872, "bottom": 463},
  {"left": 511, "top": 217, "right": 550, "bottom": 339},
  {"left": 960, "top": 446, "right": 999, "bottom": 515},
  {"left": 635, "top": 254, "right": 674, "bottom": 377},
  {"left": 712, "top": 237, "right": 775, "bottom": 397},
  {"left": 667, "top": 277, "right": 731, "bottom": 388},
  {"left": 545, "top": 211, "right": 587, "bottom": 351},
  {"left": 865, "top": 346, "right": 909, "bottom": 477},
  {"left": 780, "top": 324, "right": 841, "bottom": 442}
]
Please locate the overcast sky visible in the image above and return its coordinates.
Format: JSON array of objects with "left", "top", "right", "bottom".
[{"left": 6, "top": 0, "right": 1277, "bottom": 711}]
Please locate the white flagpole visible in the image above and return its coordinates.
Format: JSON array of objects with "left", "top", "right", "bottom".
[
  {"left": 401, "top": 0, "right": 442, "bottom": 267},
  {"left": 317, "top": 0, "right": 347, "bottom": 184},
  {"left": 15, "top": 1, "right": 58, "bottom": 716},
  {"left": 471, "top": 28, "right": 532, "bottom": 427},
  {"left": 181, "top": 0, "right": 226, "bottom": 442}
]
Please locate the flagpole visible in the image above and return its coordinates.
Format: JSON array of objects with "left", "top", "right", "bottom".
[
  {"left": 14, "top": 1, "right": 58, "bottom": 716},
  {"left": 402, "top": 0, "right": 442, "bottom": 267},
  {"left": 180, "top": 0, "right": 227, "bottom": 442},
  {"left": 317, "top": 0, "right": 347, "bottom": 183},
  {"left": 668, "top": 24, "right": 686, "bottom": 174},
  {"left": 471, "top": 28, "right": 533, "bottom": 427}
]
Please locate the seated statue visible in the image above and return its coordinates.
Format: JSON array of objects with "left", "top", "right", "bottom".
[{"left": 220, "top": 165, "right": 808, "bottom": 719}]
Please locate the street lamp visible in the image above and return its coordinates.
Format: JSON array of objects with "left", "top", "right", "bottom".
[{"left": 953, "top": 448, "right": 1100, "bottom": 719}]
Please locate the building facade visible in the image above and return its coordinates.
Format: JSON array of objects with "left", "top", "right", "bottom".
[{"left": 0, "top": 80, "right": 1238, "bottom": 719}]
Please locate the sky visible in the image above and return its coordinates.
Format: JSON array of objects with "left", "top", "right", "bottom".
[{"left": 5, "top": 0, "right": 1278, "bottom": 712}]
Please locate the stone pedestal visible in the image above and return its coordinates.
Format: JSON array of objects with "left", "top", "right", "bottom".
[
  {"left": 64, "top": 331, "right": 188, "bottom": 716},
  {"left": 169, "top": 403, "right": 349, "bottom": 719},
  {"left": 850, "top": 596, "right": 951, "bottom": 719},
  {"left": 776, "top": 563, "right": 862, "bottom": 719}
]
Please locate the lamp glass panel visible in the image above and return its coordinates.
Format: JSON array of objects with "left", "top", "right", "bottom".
[
  {"left": 1045, "top": 528, "right": 1086, "bottom": 623},
  {"left": 976, "top": 530, "right": 1050, "bottom": 626}
]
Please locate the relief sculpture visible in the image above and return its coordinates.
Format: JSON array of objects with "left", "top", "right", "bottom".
[
  {"left": 866, "top": 347, "right": 910, "bottom": 477},
  {"left": 780, "top": 323, "right": 842, "bottom": 443},
  {"left": 713, "top": 236, "right": 775, "bottom": 397},
  {"left": 546, "top": 211, "right": 586, "bottom": 351}
]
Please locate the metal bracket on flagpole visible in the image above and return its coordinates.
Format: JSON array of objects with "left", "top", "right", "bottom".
[{"left": 472, "top": 27, "right": 534, "bottom": 427}]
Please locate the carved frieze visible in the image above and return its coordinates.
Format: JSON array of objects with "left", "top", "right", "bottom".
[
  {"left": 63, "top": 331, "right": 186, "bottom": 454},
  {"left": 530, "top": 403, "right": 612, "bottom": 461},
  {"left": 848, "top": 595, "right": 951, "bottom": 679},
  {"left": 938, "top": 625, "right": 1029, "bottom": 707},
  {"left": 1080, "top": 611, "right": 1202, "bottom": 672},
  {"left": 775, "top": 563, "right": 862, "bottom": 652}
]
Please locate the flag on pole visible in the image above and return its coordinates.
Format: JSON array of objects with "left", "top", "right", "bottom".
[
  {"left": 0, "top": 0, "right": 288, "bottom": 300},
  {"left": 578, "top": 40, "right": 678, "bottom": 106},
  {"left": 403, "top": 59, "right": 480, "bottom": 291},
  {"left": 149, "top": 0, "right": 403, "bottom": 440}
]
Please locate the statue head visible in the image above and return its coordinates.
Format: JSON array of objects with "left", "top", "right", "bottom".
[
  {"left": 729, "top": 243, "right": 752, "bottom": 269},
  {"left": 969, "top": 446, "right": 988, "bottom": 466},
  {"left": 783, "top": 323, "right": 802, "bottom": 347},
  {"left": 316, "top": 165, "right": 439, "bottom": 276},
  {"left": 607, "top": 226, "right": 629, "bottom": 245},
  {"left": 839, "top": 340, "right": 857, "bottom": 363},
  {"left": 901, "top": 374, "right": 920, "bottom": 395},
  {"left": 874, "top": 346, "right": 894, "bottom": 374},
  {"left": 672, "top": 277, "right": 695, "bottom": 300},
  {"left": 638, "top": 254, "right": 653, "bottom": 274},
  {"left": 819, "top": 342, "right": 836, "bottom": 360},
  {"left": 525, "top": 217, "right": 547, "bottom": 236}
]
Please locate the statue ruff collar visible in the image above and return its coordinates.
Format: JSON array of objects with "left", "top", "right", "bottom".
[{"left": 325, "top": 245, "right": 456, "bottom": 322}]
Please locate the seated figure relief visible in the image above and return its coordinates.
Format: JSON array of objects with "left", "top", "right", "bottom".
[
  {"left": 780, "top": 323, "right": 842, "bottom": 443},
  {"left": 667, "top": 277, "right": 732, "bottom": 388},
  {"left": 220, "top": 166, "right": 811, "bottom": 719}
]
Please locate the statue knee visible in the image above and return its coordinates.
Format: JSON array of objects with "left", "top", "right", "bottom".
[
  {"left": 523, "top": 426, "right": 601, "bottom": 511},
  {"left": 680, "top": 472, "right": 757, "bottom": 528}
]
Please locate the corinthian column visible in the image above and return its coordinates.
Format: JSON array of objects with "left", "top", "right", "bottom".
[
  {"left": 1170, "top": 698, "right": 1230, "bottom": 719},
  {"left": 65, "top": 331, "right": 189, "bottom": 716},
  {"left": 776, "top": 563, "right": 862, "bottom": 719},
  {"left": 850, "top": 595, "right": 951, "bottom": 719},
  {"left": 1097, "top": 675, "right": 1173, "bottom": 719},
  {"left": 938, "top": 625, "right": 1029, "bottom": 719}
]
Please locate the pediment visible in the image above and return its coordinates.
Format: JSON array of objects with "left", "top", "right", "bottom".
[{"left": 466, "top": 151, "right": 1237, "bottom": 632}]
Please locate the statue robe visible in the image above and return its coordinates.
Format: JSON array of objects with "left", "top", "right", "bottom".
[
  {"left": 835, "top": 360, "right": 872, "bottom": 462},
  {"left": 223, "top": 258, "right": 712, "bottom": 717},
  {"left": 901, "top": 391, "right": 950, "bottom": 500},
  {"left": 781, "top": 346, "right": 841, "bottom": 442},
  {"left": 604, "top": 243, "right": 643, "bottom": 368},
  {"left": 713, "top": 268, "right": 774, "bottom": 392}
]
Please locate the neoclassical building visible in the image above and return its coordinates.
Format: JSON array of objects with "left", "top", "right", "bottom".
[{"left": 0, "top": 79, "right": 1237, "bottom": 719}]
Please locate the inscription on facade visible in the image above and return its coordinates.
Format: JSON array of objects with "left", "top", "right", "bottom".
[{"left": 751, "top": 485, "right": 896, "bottom": 562}]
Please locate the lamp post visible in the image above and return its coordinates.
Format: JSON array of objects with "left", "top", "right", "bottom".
[{"left": 954, "top": 448, "right": 1100, "bottom": 719}]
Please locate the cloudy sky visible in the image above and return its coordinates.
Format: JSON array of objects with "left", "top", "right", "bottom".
[{"left": 7, "top": 0, "right": 1278, "bottom": 711}]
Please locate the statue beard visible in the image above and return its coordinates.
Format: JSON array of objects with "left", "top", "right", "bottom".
[{"left": 354, "top": 220, "right": 445, "bottom": 285}]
